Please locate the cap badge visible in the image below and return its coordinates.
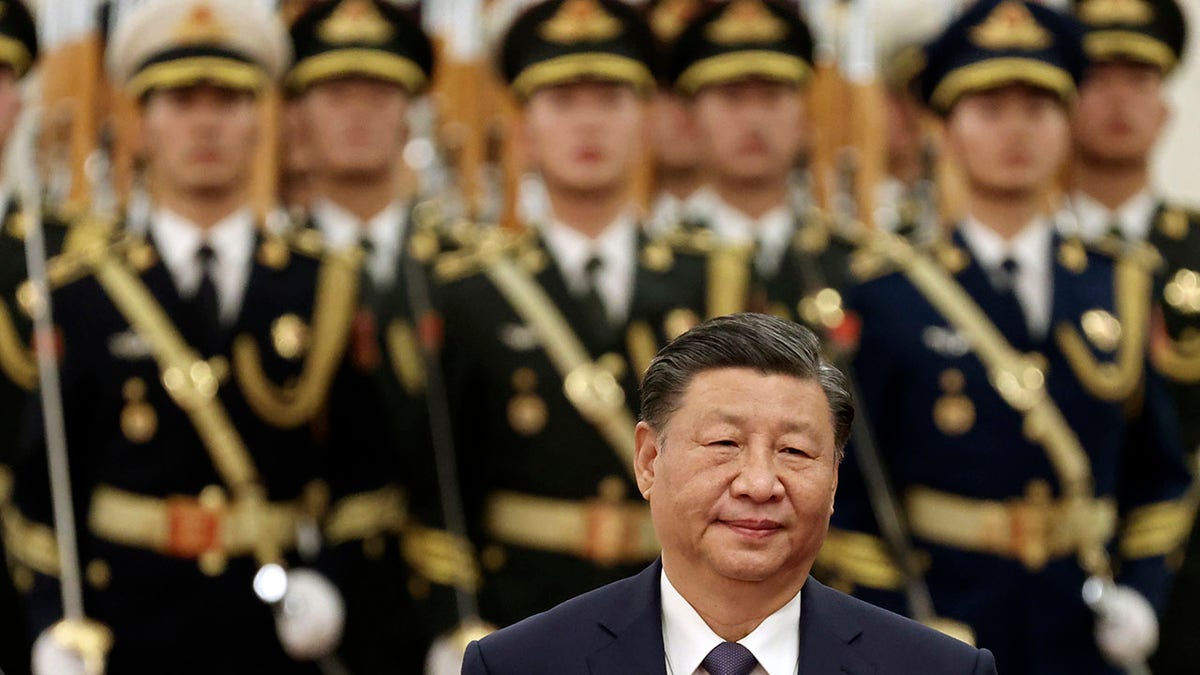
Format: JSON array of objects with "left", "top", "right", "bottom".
[
  {"left": 706, "top": 0, "right": 788, "bottom": 46},
  {"left": 970, "top": 1, "right": 1053, "bottom": 51},
  {"left": 318, "top": 0, "right": 395, "bottom": 45},
  {"left": 538, "top": 0, "right": 623, "bottom": 44}
]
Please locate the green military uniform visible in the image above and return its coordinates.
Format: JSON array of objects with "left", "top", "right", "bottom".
[
  {"left": 427, "top": 0, "right": 753, "bottom": 630},
  {"left": 284, "top": 3, "right": 477, "bottom": 671},
  {"left": 663, "top": 1, "right": 866, "bottom": 341}
]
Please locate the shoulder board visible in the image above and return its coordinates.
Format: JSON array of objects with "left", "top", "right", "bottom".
[
  {"left": 659, "top": 224, "right": 719, "bottom": 254},
  {"left": 1155, "top": 205, "right": 1200, "bottom": 242},
  {"left": 1085, "top": 236, "right": 1161, "bottom": 270},
  {"left": 432, "top": 227, "right": 526, "bottom": 284},
  {"left": 286, "top": 227, "right": 328, "bottom": 259}
]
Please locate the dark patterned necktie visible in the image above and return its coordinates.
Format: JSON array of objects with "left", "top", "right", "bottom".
[{"left": 701, "top": 642, "right": 758, "bottom": 675}]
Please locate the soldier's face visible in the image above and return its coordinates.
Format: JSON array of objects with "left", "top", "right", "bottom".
[
  {"left": 944, "top": 85, "right": 1069, "bottom": 198},
  {"left": 635, "top": 368, "right": 838, "bottom": 590},
  {"left": 140, "top": 84, "right": 259, "bottom": 196},
  {"left": 690, "top": 79, "right": 807, "bottom": 186},
  {"left": 299, "top": 76, "right": 410, "bottom": 179},
  {"left": 0, "top": 67, "right": 22, "bottom": 149},
  {"left": 1073, "top": 61, "right": 1167, "bottom": 166},
  {"left": 651, "top": 91, "right": 703, "bottom": 173},
  {"left": 522, "top": 81, "right": 646, "bottom": 196}
]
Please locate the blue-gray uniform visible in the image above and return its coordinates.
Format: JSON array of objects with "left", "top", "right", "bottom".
[{"left": 817, "top": 2, "right": 1192, "bottom": 674}]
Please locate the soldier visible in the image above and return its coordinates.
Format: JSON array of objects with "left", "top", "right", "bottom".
[
  {"left": 0, "top": 6, "right": 53, "bottom": 675},
  {"left": 642, "top": 0, "right": 709, "bottom": 233},
  {"left": 819, "top": 2, "right": 1192, "bottom": 673},
  {"left": 1062, "top": 0, "right": 1200, "bottom": 671},
  {"left": 284, "top": 1, "right": 473, "bottom": 671},
  {"left": 428, "top": 0, "right": 750, "bottom": 631},
  {"left": 8, "top": 2, "right": 371, "bottom": 672},
  {"left": 666, "top": 0, "right": 860, "bottom": 335}
]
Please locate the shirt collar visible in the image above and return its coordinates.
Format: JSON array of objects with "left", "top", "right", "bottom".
[
  {"left": 661, "top": 570, "right": 801, "bottom": 675},
  {"left": 151, "top": 206, "right": 255, "bottom": 271},
  {"left": 311, "top": 197, "right": 407, "bottom": 253},
  {"left": 1068, "top": 189, "right": 1157, "bottom": 243},
  {"left": 538, "top": 212, "right": 637, "bottom": 287},
  {"left": 958, "top": 215, "right": 1052, "bottom": 273}
]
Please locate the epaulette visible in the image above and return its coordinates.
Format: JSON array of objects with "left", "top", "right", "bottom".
[
  {"left": 1085, "top": 235, "right": 1162, "bottom": 272},
  {"left": 658, "top": 222, "right": 719, "bottom": 255},
  {"left": 1155, "top": 205, "right": 1200, "bottom": 242},
  {"left": 286, "top": 226, "right": 328, "bottom": 259},
  {"left": 847, "top": 229, "right": 901, "bottom": 283},
  {"left": 432, "top": 226, "right": 527, "bottom": 283},
  {"left": 15, "top": 226, "right": 136, "bottom": 318}
]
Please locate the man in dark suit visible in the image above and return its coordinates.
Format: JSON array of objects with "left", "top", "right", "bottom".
[{"left": 463, "top": 313, "right": 995, "bottom": 674}]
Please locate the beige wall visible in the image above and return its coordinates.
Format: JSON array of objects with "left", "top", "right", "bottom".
[{"left": 1154, "top": 0, "right": 1200, "bottom": 207}]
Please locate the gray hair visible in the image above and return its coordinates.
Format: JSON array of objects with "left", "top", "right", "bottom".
[{"left": 640, "top": 313, "right": 854, "bottom": 460}]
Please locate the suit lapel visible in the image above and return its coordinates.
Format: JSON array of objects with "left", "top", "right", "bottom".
[
  {"left": 586, "top": 561, "right": 667, "bottom": 675},
  {"left": 797, "top": 578, "right": 876, "bottom": 675}
]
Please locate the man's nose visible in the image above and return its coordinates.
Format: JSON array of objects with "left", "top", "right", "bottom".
[{"left": 730, "top": 447, "right": 784, "bottom": 502}]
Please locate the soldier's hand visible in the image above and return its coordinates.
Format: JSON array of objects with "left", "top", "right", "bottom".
[{"left": 1092, "top": 584, "right": 1158, "bottom": 669}]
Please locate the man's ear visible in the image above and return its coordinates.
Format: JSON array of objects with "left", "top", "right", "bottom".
[{"left": 634, "top": 421, "right": 661, "bottom": 501}]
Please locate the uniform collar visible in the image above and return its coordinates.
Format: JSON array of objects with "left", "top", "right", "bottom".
[
  {"left": 312, "top": 197, "right": 407, "bottom": 288},
  {"left": 1068, "top": 189, "right": 1158, "bottom": 243},
  {"left": 958, "top": 214, "right": 1052, "bottom": 274},
  {"left": 697, "top": 187, "right": 794, "bottom": 276},
  {"left": 661, "top": 569, "right": 801, "bottom": 675}
]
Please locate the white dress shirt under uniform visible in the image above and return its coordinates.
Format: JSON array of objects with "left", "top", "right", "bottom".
[
  {"left": 958, "top": 216, "right": 1054, "bottom": 340},
  {"left": 151, "top": 206, "right": 254, "bottom": 325},
  {"left": 1067, "top": 189, "right": 1158, "bottom": 244},
  {"left": 661, "top": 570, "right": 801, "bottom": 675},
  {"left": 311, "top": 197, "right": 407, "bottom": 290},
  {"left": 538, "top": 213, "right": 638, "bottom": 324},
  {"left": 690, "top": 187, "right": 793, "bottom": 277}
]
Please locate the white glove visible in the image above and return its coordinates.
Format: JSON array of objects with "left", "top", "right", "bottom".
[
  {"left": 32, "top": 619, "right": 112, "bottom": 675},
  {"left": 274, "top": 568, "right": 345, "bottom": 661},
  {"left": 1092, "top": 584, "right": 1158, "bottom": 668},
  {"left": 425, "top": 620, "right": 496, "bottom": 675}
]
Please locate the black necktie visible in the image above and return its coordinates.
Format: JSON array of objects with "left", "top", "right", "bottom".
[
  {"left": 579, "top": 255, "right": 612, "bottom": 340},
  {"left": 191, "top": 243, "right": 220, "bottom": 354},
  {"left": 359, "top": 235, "right": 377, "bottom": 302},
  {"left": 1107, "top": 219, "right": 1125, "bottom": 242}
]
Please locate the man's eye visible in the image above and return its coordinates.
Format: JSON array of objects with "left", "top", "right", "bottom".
[
  {"left": 783, "top": 447, "right": 810, "bottom": 457},
  {"left": 709, "top": 439, "right": 737, "bottom": 447}
]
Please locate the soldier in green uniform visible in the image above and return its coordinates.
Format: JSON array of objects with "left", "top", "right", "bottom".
[
  {"left": 666, "top": 0, "right": 860, "bottom": 337},
  {"left": 429, "top": 0, "right": 751, "bottom": 632},
  {"left": 284, "top": 1, "right": 475, "bottom": 671},
  {"left": 0, "top": 5, "right": 53, "bottom": 674},
  {"left": 6, "top": 2, "right": 382, "bottom": 671},
  {"left": 1063, "top": 0, "right": 1200, "bottom": 671}
]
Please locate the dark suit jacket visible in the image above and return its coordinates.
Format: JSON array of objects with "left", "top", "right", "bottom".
[{"left": 462, "top": 560, "right": 996, "bottom": 674}]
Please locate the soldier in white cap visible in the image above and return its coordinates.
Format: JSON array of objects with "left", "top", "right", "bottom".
[{"left": 8, "top": 1, "right": 373, "bottom": 672}]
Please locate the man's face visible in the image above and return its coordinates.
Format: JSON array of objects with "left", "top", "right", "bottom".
[
  {"left": 522, "top": 80, "right": 646, "bottom": 196},
  {"left": 651, "top": 90, "right": 702, "bottom": 173},
  {"left": 299, "top": 76, "right": 410, "bottom": 179},
  {"left": 1073, "top": 61, "right": 1167, "bottom": 166},
  {"left": 636, "top": 368, "right": 839, "bottom": 586},
  {"left": 690, "top": 79, "right": 807, "bottom": 187},
  {"left": 0, "top": 67, "right": 22, "bottom": 149},
  {"left": 944, "top": 84, "right": 1069, "bottom": 198},
  {"left": 140, "top": 84, "right": 259, "bottom": 196}
]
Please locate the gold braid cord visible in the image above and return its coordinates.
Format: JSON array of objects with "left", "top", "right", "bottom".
[
  {"left": 0, "top": 299, "right": 35, "bottom": 390},
  {"left": 484, "top": 257, "right": 639, "bottom": 479},
  {"left": 233, "top": 249, "right": 359, "bottom": 428},
  {"left": 883, "top": 234, "right": 1112, "bottom": 579},
  {"left": 1055, "top": 254, "right": 1151, "bottom": 401}
]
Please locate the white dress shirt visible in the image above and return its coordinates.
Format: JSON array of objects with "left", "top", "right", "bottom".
[
  {"left": 958, "top": 216, "right": 1054, "bottom": 339},
  {"left": 661, "top": 570, "right": 801, "bottom": 675},
  {"left": 151, "top": 206, "right": 254, "bottom": 325},
  {"left": 1066, "top": 189, "right": 1158, "bottom": 244},
  {"left": 311, "top": 198, "right": 407, "bottom": 289},
  {"left": 538, "top": 214, "right": 638, "bottom": 323},
  {"left": 691, "top": 187, "right": 793, "bottom": 277}
]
